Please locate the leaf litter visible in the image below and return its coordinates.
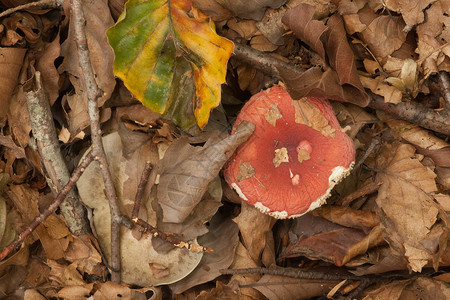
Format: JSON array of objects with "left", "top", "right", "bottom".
[{"left": 0, "top": 0, "right": 449, "bottom": 299}]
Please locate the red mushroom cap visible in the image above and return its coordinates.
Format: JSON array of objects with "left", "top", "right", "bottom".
[{"left": 223, "top": 85, "right": 355, "bottom": 218}]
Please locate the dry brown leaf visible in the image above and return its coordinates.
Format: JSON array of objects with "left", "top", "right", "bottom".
[
  {"left": 35, "top": 32, "right": 61, "bottom": 105},
  {"left": 227, "top": 19, "right": 259, "bottom": 41},
  {"left": 256, "top": 8, "right": 287, "bottom": 46},
  {"left": 384, "top": 0, "right": 435, "bottom": 27},
  {"left": 77, "top": 132, "right": 203, "bottom": 286},
  {"left": 374, "top": 142, "right": 448, "bottom": 272},
  {"left": 215, "top": 0, "right": 286, "bottom": 20},
  {"left": 282, "top": 4, "right": 327, "bottom": 60},
  {"left": 282, "top": 9, "right": 369, "bottom": 106},
  {"left": 386, "top": 119, "right": 449, "bottom": 152},
  {"left": 357, "top": 8, "right": 407, "bottom": 61},
  {"left": 59, "top": 0, "right": 115, "bottom": 107},
  {"left": 282, "top": 213, "right": 383, "bottom": 266},
  {"left": 255, "top": 274, "right": 339, "bottom": 300},
  {"left": 362, "top": 279, "right": 410, "bottom": 300},
  {"left": 193, "top": 0, "right": 233, "bottom": 22},
  {"left": 359, "top": 75, "right": 403, "bottom": 104},
  {"left": 233, "top": 201, "right": 276, "bottom": 266},
  {"left": 156, "top": 121, "right": 254, "bottom": 223},
  {"left": 196, "top": 281, "right": 240, "bottom": 300},
  {"left": 0, "top": 47, "right": 26, "bottom": 124},
  {"left": 229, "top": 242, "right": 264, "bottom": 299},
  {"left": 169, "top": 213, "right": 239, "bottom": 294}
]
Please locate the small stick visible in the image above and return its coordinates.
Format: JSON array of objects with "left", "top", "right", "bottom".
[
  {"left": 0, "top": 0, "right": 62, "bottom": 19},
  {"left": 70, "top": 0, "right": 123, "bottom": 282},
  {"left": 0, "top": 150, "right": 94, "bottom": 261},
  {"left": 133, "top": 218, "right": 212, "bottom": 253},
  {"left": 131, "top": 162, "right": 153, "bottom": 220}
]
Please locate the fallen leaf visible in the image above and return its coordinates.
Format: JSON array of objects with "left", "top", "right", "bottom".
[
  {"left": 156, "top": 121, "right": 254, "bottom": 223},
  {"left": 107, "top": 0, "right": 234, "bottom": 129},
  {"left": 0, "top": 47, "right": 26, "bottom": 124},
  {"left": 383, "top": 0, "right": 435, "bottom": 27},
  {"left": 233, "top": 202, "right": 276, "bottom": 266},
  {"left": 77, "top": 132, "right": 203, "bottom": 286},
  {"left": 169, "top": 213, "right": 239, "bottom": 294},
  {"left": 255, "top": 274, "right": 339, "bottom": 300},
  {"left": 60, "top": 0, "right": 116, "bottom": 107},
  {"left": 374, "top": 142, "right": 448, "bottom": 272}
]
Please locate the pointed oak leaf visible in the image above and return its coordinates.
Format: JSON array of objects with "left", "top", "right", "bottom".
[
  {"left": 375, "top": 142, "right": 448, "bottom": 272},
  {"left": 107, "top": 0, "right": 234, "bottom": 129}
]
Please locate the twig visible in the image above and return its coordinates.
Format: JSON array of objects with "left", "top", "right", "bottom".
[
  {"left": 133, "top": 218, "right": 213, "bottom": 253},
  {"left": 25, "top": 71, "right": 89, "bottom": 235},
  {"left": 220, "top": 267, "right": 363, "bottom": 281},
  {"left": 438, "top": 71, "right": 450, "bottom": 106},
  {"left": 131, "top": 162, "right": 153, "bottom": 220},
  {"left": 0, "top": 0, "right": 62, "bottom": 19},
  {"left": 368, "top": 93, "right": 450, "bottom": 135},
  {"left": 232, "top": 43, "right": 450, "bottom": 136},
  {"left": 0, "top": 150, "right": 94, "bottom": 261},
  {"left": 353, "top": 136, "right": 381, "bottom": 170},
  {"left": 70, "top": 0, "right": 123, "bottom": 282}
]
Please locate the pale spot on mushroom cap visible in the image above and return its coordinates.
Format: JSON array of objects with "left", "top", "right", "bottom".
[
  {"left": 291, "top": 174, "right": 300, "bottom": 186},
  {"left": 297, "top": 149, "right": 311, "bottom": 163},
  {"left": 273, "top": 147, "right": 289, "bottom": 168},
  {"left": 264, "top": 103, "right": 282, "bottom": 127}
]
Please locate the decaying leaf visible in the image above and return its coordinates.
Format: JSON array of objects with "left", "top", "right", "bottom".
[
  {"left": 156, "top": 121, "right": 254, "bottom": 223},
  {"left": 374, "top": 142, "right": 448, "bottom": 272},
  {"left": 0, "top": 47, "right": 26, "bottom": 124},
  {"left": 282, "top": 6, "right": 369, "bottom": 106},
  {"left": 107, "top": 0, "right": 234, "bottom": 129},
  {"left": 77, "top": 132, "right": 203, "bottom": 286}
]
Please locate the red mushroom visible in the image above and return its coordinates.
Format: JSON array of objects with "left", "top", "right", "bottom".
[{"left": 223, "top": 84, "right": 355, "bottom": 218}]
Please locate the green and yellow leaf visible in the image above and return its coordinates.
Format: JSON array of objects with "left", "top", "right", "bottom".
[{"left": 107, "top": 0, "right": 234, "bottom": 129}]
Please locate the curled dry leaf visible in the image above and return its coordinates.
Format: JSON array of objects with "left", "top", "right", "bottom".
[
  {"left": 282, "top": 213, "right": 384, "bottom": 266},
  {"left": 77, "top": 132, "right": 203, "bottom": 286},
  {"left": 374, "top": 142, "right": 448, "bottom": 272},
  {"left": 282, "top": 6, "right": 369, "bottom": 106},
  {"left": 156, "top": 121, "right": 254, "bottom": 223}
]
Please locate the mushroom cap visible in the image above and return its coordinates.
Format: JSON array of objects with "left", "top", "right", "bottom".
[{"left": 223, "top": 85, "right": 355, "bottom": 218}]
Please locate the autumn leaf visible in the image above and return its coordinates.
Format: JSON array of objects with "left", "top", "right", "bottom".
[
  {"left": 374, "top": 142, "right": 448, "bottom": 272},
  {"left": 107, "top": 0, "right": 234, "bottom": 129}
]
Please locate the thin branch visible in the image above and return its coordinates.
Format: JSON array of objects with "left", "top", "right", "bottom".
[
  {"left": 70, "top": 0, "right": 123, "bottom": 282},
  {"left": 0, "top": 150, "right": 94, "bottom": 261},
  {"left": 133, "top": 218, "right": 213, "bottom": 253},
  {"left": 0, "top": 0, "right": 62, "bottom": 19},
  {"left": 25, "top": 71, "right": 89, "bottom": 235},
  {"left": 232, "top": 43, "right": 450, "bottom": 136},
  {"left": 131, "top": 162, "right": 153, "bottom": 220}
]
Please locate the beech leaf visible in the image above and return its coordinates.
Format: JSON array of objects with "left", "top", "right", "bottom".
[{"left": 107, "top": 0, "right": 234, "bottom": 129}]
